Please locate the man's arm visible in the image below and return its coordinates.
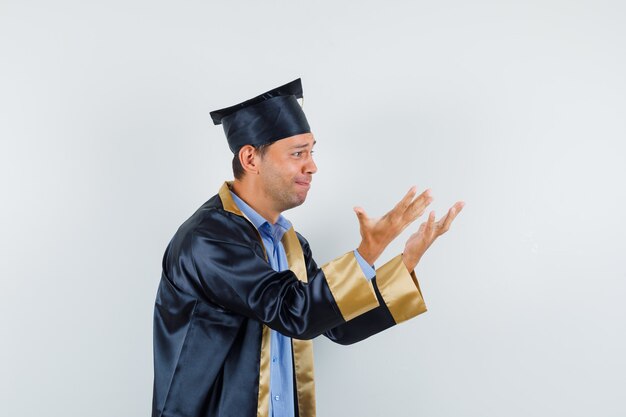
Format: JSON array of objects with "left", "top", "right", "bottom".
[
  {"left": 298, "top": 233, "right": 426, "bottom": 345},
  {"left": 187, "top": 223, "right": 380, "bottom": 340}
]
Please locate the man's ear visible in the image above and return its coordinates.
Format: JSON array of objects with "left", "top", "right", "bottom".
[{"left": 239, "top": 145, "right": 259, "bottom": 175}]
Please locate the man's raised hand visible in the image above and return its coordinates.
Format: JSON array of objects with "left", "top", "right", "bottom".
[
  {"left": 402, "top": 201, "right": 465, "bottom": 271},
  {"left": 354, "top": 186, "right": 433, "bottom": 266}
]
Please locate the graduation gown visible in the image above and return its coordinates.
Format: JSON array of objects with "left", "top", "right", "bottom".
[{"left": 152, "top": 182, "right": 427, "bottom": 417}]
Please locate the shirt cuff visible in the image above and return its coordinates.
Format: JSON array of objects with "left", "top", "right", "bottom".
[{"left": 353, "top": 249, "right": 376, "bottom": 281}]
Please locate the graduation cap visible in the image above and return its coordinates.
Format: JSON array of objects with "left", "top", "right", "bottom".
[{"left": 209, "top": 78, "right": 311, "bottom": 154}]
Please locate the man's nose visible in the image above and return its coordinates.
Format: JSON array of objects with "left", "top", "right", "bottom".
[{"left": 305, "top": 156, "right": 317, "bottom": 174}]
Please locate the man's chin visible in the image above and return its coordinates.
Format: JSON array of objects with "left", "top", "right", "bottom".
[{"left": 281, "top": 193, "right": 307, "bottom": 211}]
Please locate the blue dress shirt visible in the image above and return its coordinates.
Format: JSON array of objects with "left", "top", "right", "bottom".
[{"left": 230, "top": 190, "right": 375, "bottom": 417}]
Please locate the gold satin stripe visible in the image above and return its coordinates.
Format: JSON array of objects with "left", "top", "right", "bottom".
[
  {"left": 282, "top": 228, "right": 317, "bottom": 417},
  {"left": 282, "top": 228, "right": 307, "bottom": 283},
  {"left": 256, "top": 325, "right": 271, "bottom": 417},
  {"left": 292, "top": 338, "right": 316, "bottom": 417},
  {"left": 375, "top": 254, "right": 427, "bottom": 324},
  {"left": 321, "top": 252, "right": 379, "bottom": 322},
  {"left": 218, "top": 181, "right": 243, "bottom": 216}
]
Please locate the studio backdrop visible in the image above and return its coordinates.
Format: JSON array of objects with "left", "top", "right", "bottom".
[{"left": 1, "top": 1, "right": 624, "bottom": 416}]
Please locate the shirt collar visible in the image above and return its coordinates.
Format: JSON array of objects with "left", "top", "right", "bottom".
[{"left": 229, "top": 190, "right": 292, "bottom": 240}]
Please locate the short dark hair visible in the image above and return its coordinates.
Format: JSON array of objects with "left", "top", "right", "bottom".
[{"left": 232, "top": 143, "right": 272, "bottom": 180}]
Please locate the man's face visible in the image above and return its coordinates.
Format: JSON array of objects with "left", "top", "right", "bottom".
[{"left": 256, "top": 133, "right": 317, "bottom": 212}]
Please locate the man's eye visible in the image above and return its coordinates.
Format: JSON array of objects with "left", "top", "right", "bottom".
[{"left": 292, "top": 151, "right": 302, "bottom": 157}]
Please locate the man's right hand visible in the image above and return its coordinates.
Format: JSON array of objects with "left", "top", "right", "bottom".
[{"left": 354, "top": 187, "right": 433, "bottom": 266}]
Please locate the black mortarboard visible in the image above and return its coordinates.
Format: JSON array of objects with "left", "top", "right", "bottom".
[{"left": 209, "top": 78, "right": 311, "bottom": 154}]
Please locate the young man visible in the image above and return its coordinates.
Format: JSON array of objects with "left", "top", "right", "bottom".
[{"left": 152, "top": 79, "right": 464, "bottom": 417}]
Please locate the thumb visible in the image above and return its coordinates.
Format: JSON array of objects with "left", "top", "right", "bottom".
[{"left": 353, "top": 206, "right": 367, "bottom": 223}]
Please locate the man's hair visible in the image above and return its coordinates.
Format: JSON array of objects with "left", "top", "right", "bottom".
[{"left": 232, "top": 143, "right": 272, "bottom": 180}]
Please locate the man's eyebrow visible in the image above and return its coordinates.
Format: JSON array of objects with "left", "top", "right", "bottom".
[{"left": 291, "top": 140, "right": 317, "bottom": 149}]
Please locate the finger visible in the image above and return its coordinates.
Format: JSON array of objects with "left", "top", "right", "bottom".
[
  {"left": 353, "top": 206, "right": 368, "bottom": 224},
  {"left": 391, "top": 186, "right": 417, "bottom": 215},
  {"left": 405, "top": 189, "right": 433, "bottom": 220},
  {"left": 438, "top": 201, "right": 464, "bottom": 234},
  {"left": 425, "top": 211, "right": 436, "bottom": 235},
  {"left": 435, "top": 209, "right": 453, "bottom": 234}
]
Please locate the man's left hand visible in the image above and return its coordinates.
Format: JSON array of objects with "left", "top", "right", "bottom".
[{"left": 402, "top": 201, "right": 465, "bottom": 271}]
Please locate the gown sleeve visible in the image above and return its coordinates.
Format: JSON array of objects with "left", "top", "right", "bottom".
[
  {"left": 296, "top": 233, "right": 428, "bottom": 345},
  {"left": 186, "top": 220, "right": 381, "bottom": 340}
]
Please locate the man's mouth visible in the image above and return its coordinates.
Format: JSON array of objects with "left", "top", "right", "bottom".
[{"left": 295, "top": 180, "right": 311, "bottom": 189}]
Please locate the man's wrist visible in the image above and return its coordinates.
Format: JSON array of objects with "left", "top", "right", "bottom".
[
  {"left": 402, "top": 252, "right": 419, "bottom": 272},
  {"left": 357, "top": 240, "right": 382, "bottom": 266}
]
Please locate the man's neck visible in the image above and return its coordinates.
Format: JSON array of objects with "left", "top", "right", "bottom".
[{"left": 230, "top": 180, "right": 281, "bottom": 224}]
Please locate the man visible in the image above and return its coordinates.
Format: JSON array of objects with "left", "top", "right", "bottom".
[{"left": 152, "top": 78, "right": 464, "bottom": 417}]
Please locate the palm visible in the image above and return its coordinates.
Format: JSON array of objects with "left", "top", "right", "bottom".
[{"left": 403, "top": 201, "right": 465, "bottom": 270}]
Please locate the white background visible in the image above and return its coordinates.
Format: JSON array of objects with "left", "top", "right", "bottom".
[{"left": 1, "top": 1, "right": 625, "bottom": 416}]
